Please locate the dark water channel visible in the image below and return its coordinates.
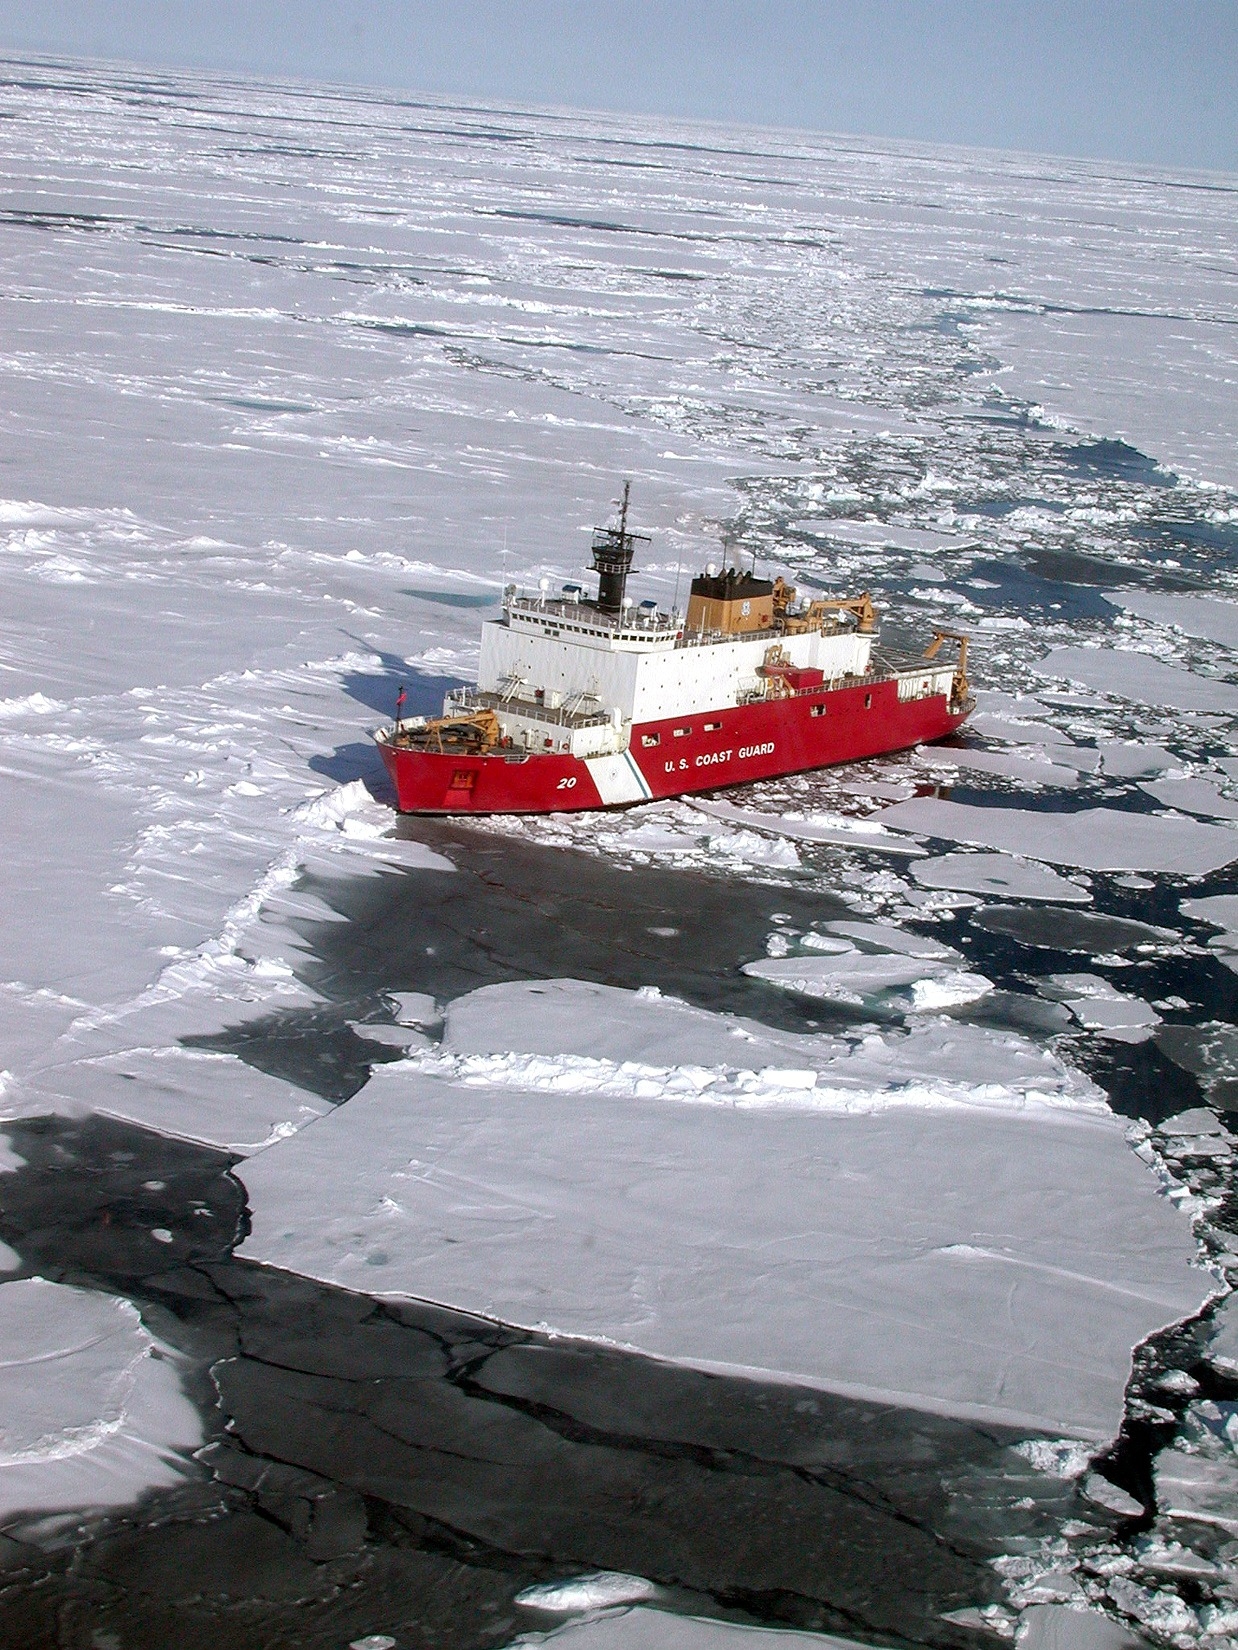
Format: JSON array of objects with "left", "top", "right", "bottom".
[{"left": 0, "top": 829, "right": 1160, "bottom": 1649}]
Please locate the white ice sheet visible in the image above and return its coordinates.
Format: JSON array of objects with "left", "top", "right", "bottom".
[
  {"left": 880, "top": 800, "right": 1238, "bottom": 875},
  {"left": 240, "top": 982, "right": 1205, "bottom": 1441},
  {"left": 1032, "top": 648, "right": 1238, "bottom": 714},
  {"left": 1109, "top": 593, "right": 1238, "bottom": 651}
]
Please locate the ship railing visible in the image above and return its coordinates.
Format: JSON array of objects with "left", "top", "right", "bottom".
[
  {"left": 675, "top": 617, "right": 858, "bottom": 649},
  {"left": 735, "top": 665, "right": 895, "bottom": 705},
  {"left": 505, "top": 592, "right": 682, "bottom": 637},
  {"left": 445, "top": 686, "right": 614, "bottom": 730}
]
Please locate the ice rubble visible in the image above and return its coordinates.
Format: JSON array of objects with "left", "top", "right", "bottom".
[
  {"left": 879, "top": 799, "right": 1238, "bottom": 875},
  {"left": 240, "top": 980, "right": 1207, "bottom": 1441},
  {"left": 0, "top": 1277, "right": 200, "bottom": 1521}
]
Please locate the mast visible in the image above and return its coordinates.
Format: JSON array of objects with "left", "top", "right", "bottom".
[{"left": 591, "top": 479, "right": 649, "bottom": 615}]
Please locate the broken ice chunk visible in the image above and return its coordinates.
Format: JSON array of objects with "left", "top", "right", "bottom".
[
  {"left": 1142, "top": 777, "right": 1238, "bottom": 822},
  {"left": 743, "top": 952, "right": 992, "bottom": 1012},
  {"left": 0, "top": 1277, "right": 200, "bottom": 1520},
  {"left": 502, "top": 1607, "right": 872, "bottom": 1650},
  {"left": 1204, "top": 1294, "right": 1238, "bottom": 1378},
  {"left": 1037, "top": 976, "right": 1161, "bottom": 1042},
  {"left": 1154, "top": 1447, "right": 1238, "bottom": 1535},
  {"left": 1108, "top": 591, "right": 1238, "bottom": 650},
  {"left": 516, "top": 1572, "right": 659, "bottom": 1613}
]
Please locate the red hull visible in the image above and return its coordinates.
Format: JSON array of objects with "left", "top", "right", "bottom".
[{"left": 379, "top": 677, "right": 970, "bottom": 814}]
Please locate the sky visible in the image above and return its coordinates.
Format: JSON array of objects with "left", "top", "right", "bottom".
[{"left": 0, "top": 0, "right": 1235, "bottom": 172}]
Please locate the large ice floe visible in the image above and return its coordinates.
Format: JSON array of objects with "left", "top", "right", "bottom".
[
  {"left": 878, "top": 799, "right": 1238, "bottom": 875},
  {"left": 505, "top": 1606, "right": 871, "bottom": 1650},
  {"left": 241, "top": 980, "right": 1208, "bottom": 1441}
]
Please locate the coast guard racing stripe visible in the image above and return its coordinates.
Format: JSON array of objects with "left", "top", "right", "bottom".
[{"left": 584, "top": 751, "right": 653, "bottom": 806}]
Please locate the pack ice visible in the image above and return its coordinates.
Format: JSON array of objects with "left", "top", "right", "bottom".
[{"left": 240, "top": 981, "right": 1207, "bottom": 1441}]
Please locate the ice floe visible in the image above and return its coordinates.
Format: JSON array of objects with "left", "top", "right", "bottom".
[
  {"left": 973, "top": 906, "right": 1174, "bottom": 955},
  {"left": 0, "top": 1277, "right": 200, "bottom": 1521},
  {"left": 1036, "top": 977, "right": 1161, "bottom": 1044},
  {"left": 918, "top": 744, "right": 1084, "bottom": 788},
  {"left": 743, "top": 952, "right": 993, "bottom": 1012},
  {"left": 240, "top": 980, "right": 1206, "bottom": 1440},
  {"left": 1032, "top": 647, "right": 1238, "bottom": 715},
  {"left": 1140, "top": 777, "right": 1238, "bottom": 823},
  {"left": 880, "top": 799, "right": 1238, "bottom": 875},
  {"left": 506, "top": 1606, "right": 867, "bottom": 1650},
  {"left": 911, "top": 851, "right": 1091, "bottom": 902},
  {"left": 1110, "top": 592, "right": 1238, "bottom": 651},
  {"left": 515, "top": 1573, "right": 660, "bottom": 1614}
]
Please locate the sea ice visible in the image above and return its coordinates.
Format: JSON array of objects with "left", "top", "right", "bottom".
[
  {"left": 1140, "top": 778, "right": 1238, "bottom": 823},
  {"left": 1017, "top": 1603, "right": 1140, "bottom": 1650},
  {"left": 880, "top": 800, "right": 1238, "bottom": 875},
  {"left": 515, "top": 1573, "right": 659, "bottom": 1613},
  {"left": 1110, "top": 593, "right": 1238, "bottom": 651},
  {"left": 240, "top": 981, "right": 1205, "bottom": 1440},
  {"left": 1032, "top": 648, "right": 1238, "bottom": 715},
  {"left": 1037, "top": 976, "right": 1161, "bottom": 1043},
  {"left": 918, "top": 745, "right": 1083, "bottom": 788},
  {"left": 911, "top": 852, "right": 1091, "bottom": 902},
  {"left": 505, "top": 1607, "right": 867, "bottom": 1650},
  {"left": 0, "top": 1277, "right": 200, "bottom": 1521},
  {"left": 973, "top": 906, "right": 1173, "bottom": 955},
  {"left": 686, "top": 798, "right": 926, "bottom": 856},
  {"left": 1179, "top": 896, "right": 1238, "bottom": 980},
  {"left": 743, "top": 952, "right": 993, "bottom": 1011},
  {"left": 1153, "top": 1447, "right": 1238, "bottom": 1537}
]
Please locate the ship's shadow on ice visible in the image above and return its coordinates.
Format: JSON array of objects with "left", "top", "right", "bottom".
[
  {"left": 336, "top": 648, "right": 465, "bottom": 721},
  {"left": 311, "top": 655, "right": 466, "bottom": 796}
]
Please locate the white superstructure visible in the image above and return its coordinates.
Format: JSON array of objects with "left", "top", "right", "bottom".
[{"left": 458, "top": 588, "right": 878, "bottom": 753}]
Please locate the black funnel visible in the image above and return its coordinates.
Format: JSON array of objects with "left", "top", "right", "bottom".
[{"left": 591, "top": 480, "right": 649, "bottom": 615}]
